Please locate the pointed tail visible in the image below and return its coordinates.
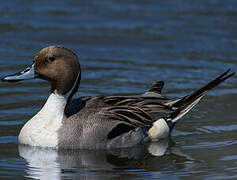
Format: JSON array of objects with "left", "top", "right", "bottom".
[{"left": 169, "top": 69, "right": 235, "bottom": 124}]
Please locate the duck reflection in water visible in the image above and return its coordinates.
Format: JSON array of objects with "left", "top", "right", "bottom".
[{"left": 19, "top": 138, "right": 199, "bottom": 180}]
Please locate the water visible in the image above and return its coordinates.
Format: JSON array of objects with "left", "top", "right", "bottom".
[{"left": 0, "top": 0, "right": 237, "bottom": 179}]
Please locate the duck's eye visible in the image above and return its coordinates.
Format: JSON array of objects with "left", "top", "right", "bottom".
[{"left": 49, "top": 56, "right": 55, "bottom": 61}]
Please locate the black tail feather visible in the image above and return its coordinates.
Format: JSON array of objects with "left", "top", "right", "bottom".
[
  {"left": 172, "top": 69, "right": 235, "bottom": 108},
  {"left": 168, "top": 69, "right": 235, "bottom": 124},
  {"left": 148, "top": 81, "right": 164, "bottom": 94}
]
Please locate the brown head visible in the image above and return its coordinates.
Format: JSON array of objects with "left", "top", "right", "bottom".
[{"left": 2, "top": 46, "right": 81, "bottom": 97}]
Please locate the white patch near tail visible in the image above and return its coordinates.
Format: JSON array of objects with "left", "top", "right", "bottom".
[
  {"left": 171, "top": 94, "right": 205, "bottom": 123},
  {"left": 148, "top": 118, "right": 170, "bottom": 141}
]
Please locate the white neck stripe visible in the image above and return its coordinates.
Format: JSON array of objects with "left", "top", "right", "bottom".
[{"left": 65, "top": 71, "right": 80, "bottom": 99}]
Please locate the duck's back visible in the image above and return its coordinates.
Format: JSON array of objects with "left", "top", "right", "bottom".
[{"left": 58, "top": 90, "right": 174, "bottom": 149}]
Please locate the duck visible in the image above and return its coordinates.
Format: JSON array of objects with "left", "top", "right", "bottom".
[{"left": 1, "top": 46, "right": 235, "bottom": 149}]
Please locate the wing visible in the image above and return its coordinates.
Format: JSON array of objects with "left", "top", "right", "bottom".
[
  {"left": 101, "top": 80, "right": 175, "bottom": 121},
  {"left": 65, "top": 80, "right": 177, "bottom": 142},
  {"left": 102, "top": 96, "right": 175, "bottom": 124}
]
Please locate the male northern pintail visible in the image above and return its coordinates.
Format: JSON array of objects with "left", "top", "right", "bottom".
[{"left": 1, "top": 46, "right": 235, "bottom": 149}]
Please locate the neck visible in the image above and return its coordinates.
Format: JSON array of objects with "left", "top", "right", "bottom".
[
  {"left": 41, "top": 70, "right": 81, "bottom": 119},
  {"left": 39, "top": 93, "right": 67, "bottom": 119},
  {"left": 52, "top": 70, "right": 81, "bottom": 104}
]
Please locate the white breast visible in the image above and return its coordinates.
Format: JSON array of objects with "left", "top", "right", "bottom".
[{"left": 18, "top": 93, "right": 67, "bottom": 148}]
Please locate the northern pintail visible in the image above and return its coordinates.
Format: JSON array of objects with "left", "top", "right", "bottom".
[{"left": 1, "top": 46, "right": 235, "bottom": 149}]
